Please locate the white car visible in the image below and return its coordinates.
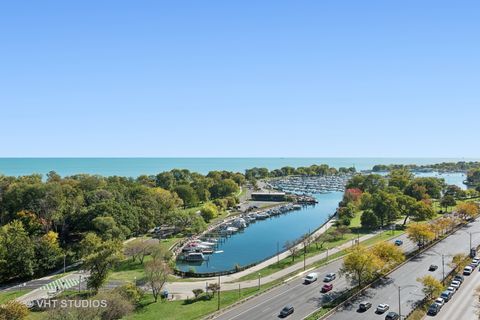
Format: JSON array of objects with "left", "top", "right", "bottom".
[
  {"left": 472, "top": 258, "right": 480, "bottom": 266},
  {"left": 376, "top": 304, "right": 390, "bottom": 313},
  {"left": 435, "top": 297, "right": 444, "bottom": 307},
  {"left": 450, "top": 280, "right": 461, "bottom": 289},
  {"left": 464, "top": 266, "right": 473, "bottom": 275},
  {"left": 323, "top": 273, "right": 336, "bottom": 282},
  {"left": 447, "top": 286, "right": 456, "bottom": 294},
  {"left": 304, "top": 273, "right": 318, "bottom": 284}
]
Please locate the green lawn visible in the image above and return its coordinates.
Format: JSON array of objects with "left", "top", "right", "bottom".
[
  {"left": 125, "top": 274, "right": 285, "bottom": 320},
  {"left": 0, "top": 289, "right": 30, "bottom": 304}
]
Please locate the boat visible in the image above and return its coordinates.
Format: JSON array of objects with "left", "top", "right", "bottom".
[{"left": 184, "top": 252, "right": 205, "bottom": 261}]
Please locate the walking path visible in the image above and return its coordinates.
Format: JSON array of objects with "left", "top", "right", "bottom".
[
  {"left": 14, "top": 271, "right": 87, "bottom": 306},
  {"left": 165, "top": 227, "right": 381, "bottom": 299}
]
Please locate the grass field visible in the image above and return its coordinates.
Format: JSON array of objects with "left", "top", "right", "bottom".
[{"left": 0, "top": 289, "right": 30, "bottom": 304}]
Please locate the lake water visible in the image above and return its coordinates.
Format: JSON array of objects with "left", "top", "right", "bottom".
[{"left": 0, "top": 157, "right": 477, "bottom": 177}]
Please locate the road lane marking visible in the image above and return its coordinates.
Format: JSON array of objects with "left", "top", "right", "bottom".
[{"left": 222, "top": 282, "right": 304, "bottom": 320}]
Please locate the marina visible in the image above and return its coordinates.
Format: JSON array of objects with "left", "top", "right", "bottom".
[
  {"left": 266, "top": 174, "right": 351, "bottom": 195},
  {"left": 175, "top": 171, "right": 468, "bottom": 275},
  {"left": 175, "top": 191, "right": 343, "bottom": 274}
]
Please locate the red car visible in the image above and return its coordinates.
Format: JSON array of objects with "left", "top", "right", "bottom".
[{"left": 321, "top": 284, "right": 333, "bottom": 293}]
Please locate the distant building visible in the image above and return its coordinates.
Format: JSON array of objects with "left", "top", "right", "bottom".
[{"left": 251, "top": 192, "right": 286, "bottom": 202}]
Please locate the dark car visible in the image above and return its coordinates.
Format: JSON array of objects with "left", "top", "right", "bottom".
[
  {"left": 429, "top": 264, "right": 438, "bottom": 271},
  {"left": 427, "top": 303, "right": 441, "bottom": 316},
  {"left": 454, "top": 275, "right": 465, "bottom": 283},
  {"left": 385, "top": 312, "right": 400, "bottom": 320},
  {"left": 279, "top": 305, "right": 294, "bottom": 317},
  {"left": 358, "top": 301, "right": 372, "bottom": 312},
  {"left": 394, "top": 239, "right": 403, "bottom": 246},
  {"left": 321, "top": 284, "right": 333, "bottom": 293}
]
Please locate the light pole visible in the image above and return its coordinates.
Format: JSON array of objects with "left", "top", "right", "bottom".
[
  {"left": 394, "top": 284, "right": 418, "bottom": 319},
  {"left": 258, "top": 273, "right": 261, "bottom": 290},
  {"left": 63, "top": 254, "right": 66, "bottom": 275},
  {"left": 467, "top": 231, "right": 480, "bottom": 256},
  {"left": 431, "top": 250, "right": 453, "bottom": 284}
]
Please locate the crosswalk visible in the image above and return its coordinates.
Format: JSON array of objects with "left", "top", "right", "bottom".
[{"left": 40, "top": 277, "right": 81, "bottom": 291}]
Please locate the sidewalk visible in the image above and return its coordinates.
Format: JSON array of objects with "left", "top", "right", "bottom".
[
  {"left": 165, "top": 229, "right": 380, "bottom": 299},
  {"left": 15, "top": 271, "right": 88, "bottom": 306}
]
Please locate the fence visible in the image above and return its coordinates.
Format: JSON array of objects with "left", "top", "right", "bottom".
[{"left": 174, "top": 212, "right": 337, "bottom": 278}]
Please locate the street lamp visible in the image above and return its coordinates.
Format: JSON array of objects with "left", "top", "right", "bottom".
[
  {"left": 393, "top": 284, "right": 418, "bottom": 319},
  {"left": 466, "top": 231, "right": 480, "bottom": 256},
  {"left": 431, "top": 250, "right": 453, "bottom": 284},
  {"left": 257, "top": 273, "right": 261, "bottom": 290}
]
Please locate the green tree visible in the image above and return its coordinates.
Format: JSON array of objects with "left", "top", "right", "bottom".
[
  {"left": 200, "top": 203, "right": 218, "bottom": 222},
  {"left": 440, "top": 195, "right": 456, "bottom": 212},
  {"left": 0, "top": 221, "right": 35, "bottom": 282},
  {"left": 82, "top": 237, "right": 123, "bottom": 294},
  {"left": 173, "top": 184, "right": 199, "bottom": 208},
  {"left": 360, "top": 209, "right": 380, "bottom": 229}
]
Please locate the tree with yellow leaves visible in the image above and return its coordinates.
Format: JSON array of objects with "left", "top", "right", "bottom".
[
  {"left": 455, "top": 202, "right": 480, "bottom": 221},
  {"left": 417, "top": 275, "right": 443, "bottom": 299},
  {"left": 406, "top": 223, "right": 435, "bottom": 247},
  {"left": 340, "top": 245, "right": 383, "bottom": 287},
  {"left": 371, "top": 242, "right": 405, "bottom": 273}
]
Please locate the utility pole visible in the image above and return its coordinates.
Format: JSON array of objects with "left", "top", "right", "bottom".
[
  {"left": 398, "top": 286, "right": 401, "bottom": 319},
  {"left": 238, "top": 283, "right": 241, "bottom": 298},
  {"left": 257, "top": 273, "right": 261, "bottom": 290},
  {"left": 442, "top": 255, "right": 445, "bottom": 284},
  {"left": 303, "top": 246, "right": 306, "bottom": 270}
]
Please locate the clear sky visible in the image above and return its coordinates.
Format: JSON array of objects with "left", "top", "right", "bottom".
[{"left": 1, "top": 1, "right": 479, "bottom": 157}]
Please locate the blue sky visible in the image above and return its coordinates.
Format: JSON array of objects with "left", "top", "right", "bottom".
[{"left": 1, "top": 1, "right": 479, "bottom": 157}]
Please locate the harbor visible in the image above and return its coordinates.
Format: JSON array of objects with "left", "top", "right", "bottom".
[
  {"left": 266, "top": 174, "right": 351, "bottom": 194},
  {"left": 175, "top": 191, "right": 343, "bottom": 274}
]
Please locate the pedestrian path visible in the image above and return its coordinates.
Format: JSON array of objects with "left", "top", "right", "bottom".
[{"left": 39, "top": 277, "right": 80, "bottom": 291}]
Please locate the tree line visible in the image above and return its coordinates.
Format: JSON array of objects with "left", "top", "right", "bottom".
[
  {"left": 336, "top": 168, "right": 479, "bottom": 230},
  {"left": 245, "top": 164, "right": 355, "bottom": 181},
  {"left": 0, "top": 169, "right": 243, "bottom": 283}
]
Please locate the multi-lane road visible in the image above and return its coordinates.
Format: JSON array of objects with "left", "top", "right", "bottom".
[
  {"left": 434, "top": 260, "right": 480, "bottom": 320},
  {"left": 214, "top": 233, "right": 417, "bottom": 320},
  {"left": 327, "top": 220, "right": 480, "bottom": 320},
  {"left": 213, "top": 219, "right": 480, "bottom": 320}
]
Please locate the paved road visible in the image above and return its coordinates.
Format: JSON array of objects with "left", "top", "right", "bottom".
[
  {"left": 434, "top": 261, "right": 480, "bottom": 320},
  {"left": 212, "top": 233, "right": 415, "bottom": 320},
  {"left": 328, "top": 221, "right": 480, "bottom": 320}
]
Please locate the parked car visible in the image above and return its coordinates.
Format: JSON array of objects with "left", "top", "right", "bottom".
[
  {"left": 429, "top": 264, "right": 438, "bottom": 271},
  {"left": 394, "top": 239, "right": 403, "bottom": 246},
  {"left": 279, "top": 305, "right": 294, "bottom": 317},
  {"left": 434, "top": 297, "right": 445, "bottom": 307},
  {"left": 321, "top": 284, "right": 333, "bottom": 293},
  {"left": 323, "top": 273, "right": 336, "bottom": 282},
  {"left": 464, "top": 265, "right": 473, "bottom": 275},
  {"left": 385, "top": 311, "right": 400, "bottom": 320},
  {"left": 472, "top": 257, "right": 480, "bottom": 266},
  {"left": 358, "top": 301, "right": 372, "bottom": 312},
  {"left": 447, "top": 286, "right": 456, "bottom": 294},
  {"left": 453, "top": 275, "right": 464, "bottom": 283},
  {"left": 427, "top": 303, "right": 441, "bottom": 316},
  {"left": 450, "top": 280, "right": 461, "bottom": 289},
  {"left": 304, "top": 273, "right": 318, "bottom": 284},
  {"left": 440, "top": 290, "right": 453, "bottom": 302},
  {"left": 376, "top": 304, "right": 390, "bottom": 314}
]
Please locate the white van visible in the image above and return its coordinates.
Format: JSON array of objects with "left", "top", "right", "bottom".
[
  {"left": 463, "top": 265, "right": 473, "bottom": 275},
  {"left": 304, "top": 272, "right": 318, "bottom": 283}
]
